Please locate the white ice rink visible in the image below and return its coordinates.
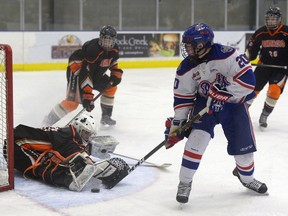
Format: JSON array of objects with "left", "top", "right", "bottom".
[{"left": 1, "top": 67, "right": 288, "bottom": 216}]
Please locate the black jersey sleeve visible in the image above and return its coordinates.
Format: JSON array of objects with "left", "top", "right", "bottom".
[{"left": 246, "top": 27, "right": 265, "bottom": 61}]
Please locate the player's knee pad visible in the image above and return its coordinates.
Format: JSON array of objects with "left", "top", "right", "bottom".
[
  {"left": 267, "top": 84, "right": 281, "bottom": 99},
  {"left": 60, "top": 99, "right": 79, "bottom": 113},
  {"left": 185, "top": 129, "right": 210, "bottom": 155}
]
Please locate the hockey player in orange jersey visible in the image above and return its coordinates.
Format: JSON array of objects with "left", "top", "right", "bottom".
[
  {"left": 43, "top": 25, "right": 123, "bottom": 127},
  {"left": 246, "top": 7, "right": 288, "bottom": 128}
]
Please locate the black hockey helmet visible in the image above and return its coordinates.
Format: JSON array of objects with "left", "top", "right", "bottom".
[
  {"left": 99, "top": 25, "right": 117, "bottom": 50},
  {"left": 265, "top": 7, "right": 282, "bottom": 30}
]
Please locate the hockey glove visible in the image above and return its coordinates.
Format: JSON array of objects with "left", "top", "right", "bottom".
[
  {"left": 164, "top": 118, "right": 186, "bottom": 149},
  {"left": 110, "top": 69, "right": 123, "bottom": 86},
  {"left": 207, "top": 83, "right": 233, "bottom": 114},
  {"left": 82, "top": 92, "right": 95, "bottom": 112}
]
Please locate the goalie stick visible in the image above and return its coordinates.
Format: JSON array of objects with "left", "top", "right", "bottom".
[
  {"left": 106, "top": 106, "right": 209, "bottom": 189},
  {"left": 65, "top": 82, "right": 113, "bottom": 126},
  {"left": 111, "top": 152, "right": 172, "bottom": 168}
]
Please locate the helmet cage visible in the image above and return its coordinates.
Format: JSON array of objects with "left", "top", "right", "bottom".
[
  {"left": 265, "top": 7, "right": 282, "bottom": 30},
  {"left": 181, "top": 23, "right": 214, "bottom": 59},
  {"left": 99, "top": 25, "right": 117, "bottom": 50}
]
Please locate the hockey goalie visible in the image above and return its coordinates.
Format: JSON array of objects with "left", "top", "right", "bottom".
[{"left": 10, "top": 113, "right": 129, "bottom": 191}]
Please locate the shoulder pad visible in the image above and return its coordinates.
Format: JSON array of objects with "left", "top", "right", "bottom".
[
  {"left": 176, "top": 58, "right": 198, "bottom": 76},
  {"left": 209, "top": 44, "right": 235, "bottom": 60}
]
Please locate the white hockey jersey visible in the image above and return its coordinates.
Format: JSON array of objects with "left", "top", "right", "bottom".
[{"left": 173, "top": 43, "right": 256, "bottom": 120}]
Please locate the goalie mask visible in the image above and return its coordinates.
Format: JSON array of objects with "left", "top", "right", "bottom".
[
  {"left": 99, "top": 25, "right": 117, "bottom": 51},
  {"left": 181, "top": 23, "right": 214, "bottom": 60},
  {"left": 73, "top": 113, "right": 97, "bottom": 145},
  {"left": 265, "top": 7, "right": 282, "bottom": 30}
]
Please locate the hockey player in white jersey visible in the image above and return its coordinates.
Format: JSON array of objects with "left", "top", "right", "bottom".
[{"left": 165, "top": 23, "right": 268, "bottom": 204}]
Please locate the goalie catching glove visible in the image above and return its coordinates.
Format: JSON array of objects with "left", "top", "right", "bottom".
[
  {"left": 207, "top": 83, "right": 232, "bottom": 114},
  {"left": 87, "top": 135, "right": 119, "bottom": 159}
]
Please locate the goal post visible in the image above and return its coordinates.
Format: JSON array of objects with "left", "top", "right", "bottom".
[{"left": 0, "top": 44, "right": 14, "bottom": 192}]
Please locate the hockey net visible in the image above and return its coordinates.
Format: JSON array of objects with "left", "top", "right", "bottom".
[{"left": 0, "top": 44, "right": 14, "bottom": 192}]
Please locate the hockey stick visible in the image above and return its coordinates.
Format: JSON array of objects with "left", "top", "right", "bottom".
[
  {"left": 111, "top": 152, "right": 172, "bottom": 168},
  {"left": 65, "top": 82, "right": 113, "bottom": 126},
  {"left": 229, "top": 34, "right": 245, "bottom": 47},
  {"left": 252, "top": 64, "right": 287, "bottom": 70},
  {"left": 106, "top": 106, "right": 209, "bottom": 189}
]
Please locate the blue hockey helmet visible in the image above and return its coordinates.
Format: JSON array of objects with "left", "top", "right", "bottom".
[
  {"left": 265, "top": 7, "right": 282, "bottom": 30},
  {"left": 181, "top": 23, "right": 214, "bottom": 59}
]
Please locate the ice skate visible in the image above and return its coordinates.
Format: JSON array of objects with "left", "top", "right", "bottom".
[
  {"left": 176, "top": 181, "right": 192, "bottom": 204},
  {"left": 259, "top": 112, "right": 268, "bottom": 128},
  {"left": 100, "top": 115, "right": 116, "bottom": 126},
  {"left": 233, "top": 168, "right": 268, "bottom": 194}
]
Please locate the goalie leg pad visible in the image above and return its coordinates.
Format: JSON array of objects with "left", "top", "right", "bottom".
[
  {"left": 66, "top": 153, "right": 97, "bottom": 192},
  {"left": 94, "top": 157, "right": 129, "bottom": 188}
]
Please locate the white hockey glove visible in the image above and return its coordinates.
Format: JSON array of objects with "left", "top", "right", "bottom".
[{"left": 88, "top": 135, "right": 119, "bottom": 159}]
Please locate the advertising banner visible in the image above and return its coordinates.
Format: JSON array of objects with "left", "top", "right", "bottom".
[{"left": 117, "top": 33, "right": 180, "bottom": 58}]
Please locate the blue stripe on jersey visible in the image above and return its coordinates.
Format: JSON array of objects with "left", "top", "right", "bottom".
[
  {"left": 173, "top": 97, "right": 195, "bottom": 109},
  {"left": 182, "top": 158, "right": 200, "bottom": 170},
  {"left": 176, "top": 58, "right": 198, "bottom": 76},
  {"left": 207, "top": 44, "right": 236, "bottom": 61},
  {"left": 234, "top": 67, "right": 256, "bottom": 90}
]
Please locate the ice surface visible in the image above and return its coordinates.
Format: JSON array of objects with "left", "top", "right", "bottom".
[{"left": 0, "top": 67, "right": 288, "bottom": 216}]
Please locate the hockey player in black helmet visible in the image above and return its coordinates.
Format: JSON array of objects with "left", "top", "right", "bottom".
[
  {"left": 246, "top": 7, "right": 288, "bottom": 128},
  {"left": 265, "top": 7, "right": 282, "bottom": 30},
  {"left": 43, "top": 25, "right": 123, "bottom": 127},
  {"left": 99, "top": 25, "right": 117, "bottom": 50}
]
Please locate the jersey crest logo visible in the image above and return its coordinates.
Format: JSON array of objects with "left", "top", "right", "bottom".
[
  {"left": 221, "top": 45, "right": 234, "bottom": 53},
  {"left": 100, "top": 58, "right": 113, "bottom": 67},
  {"left": 214, "top": 73, "right": 230, "bottom": 88}
]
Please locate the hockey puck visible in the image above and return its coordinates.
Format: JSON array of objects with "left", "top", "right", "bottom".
[{"left": 91, "top": 188, "right": 100, "bottom": 193}]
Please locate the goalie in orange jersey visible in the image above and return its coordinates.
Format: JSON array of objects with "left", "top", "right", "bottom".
[
  {"left": 11, "top": 113, "right": 129, "bottom": 191},
  {"left": 43, "top": 25, "right": 123, "bottom": 127},
  {"left": 246, "top": 7, "right": 288, "bottom": 128}
]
